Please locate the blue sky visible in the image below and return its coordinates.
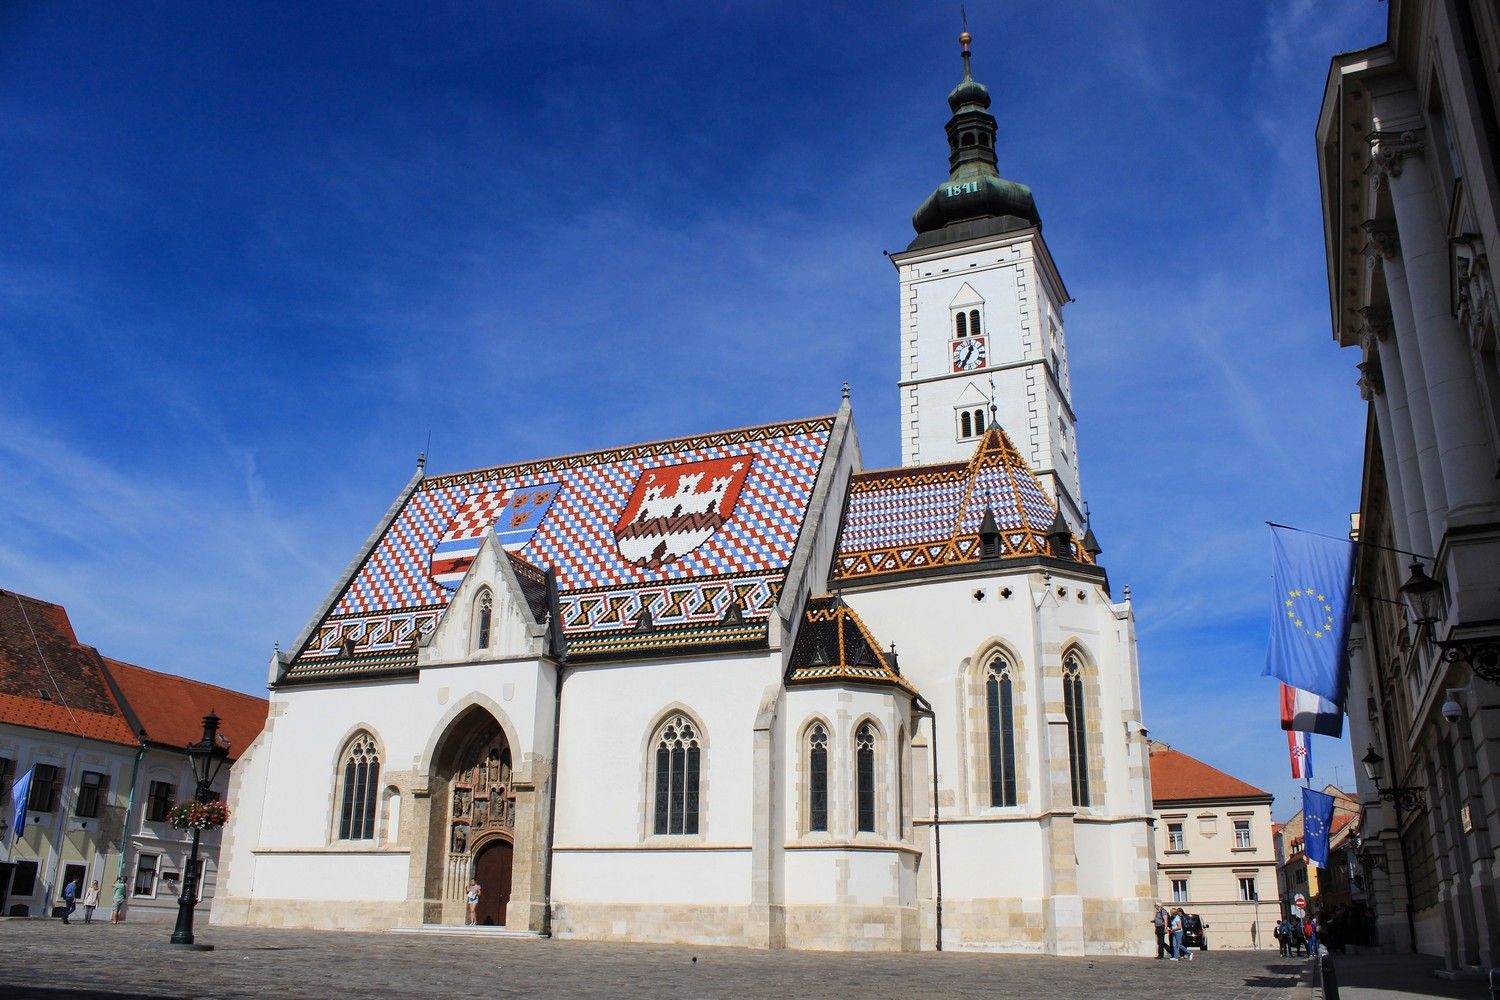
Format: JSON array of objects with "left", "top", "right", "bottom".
[{"left": 0, "top": 2, "right": 1386, "bottom": 818}]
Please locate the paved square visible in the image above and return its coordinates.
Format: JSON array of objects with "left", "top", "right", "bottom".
[{"left": 0, "top": 921, "right": 1312, "bottom": 999}]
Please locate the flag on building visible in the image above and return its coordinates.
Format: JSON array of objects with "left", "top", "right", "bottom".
[
  {"left": 1263, "top": 525, "right": 1356, "bottom": 706},
  {"left": 1302, "top": 786, "right": 1336, "bottom": 869},
  {"left": 10, "top": 767, "right": 32, "bottom": 843},
  {"left": 1288, "top": 729, "right": 1312, "bottom": 780},
  {"left": 1281, "top": 682, "right": 1343, "bottom": 737}
]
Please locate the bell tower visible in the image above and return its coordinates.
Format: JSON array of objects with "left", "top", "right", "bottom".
[{"left": 890, "top": 31, "right": 1085, "bottom": 530}]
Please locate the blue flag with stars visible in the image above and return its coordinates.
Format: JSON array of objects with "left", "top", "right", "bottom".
[
  {"left": 1263, "top": 525, "right": 1355, "bottom": 707},
  {"left": 10, "top": 767, "right": 32, "bottom": 843},
  {"left": 1302, "top": 786, "right": 1336, "bottom": 870}
]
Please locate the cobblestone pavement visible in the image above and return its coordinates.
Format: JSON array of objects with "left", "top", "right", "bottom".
[{"left": 0, "top": 921, "right": 1313, "bottom": 999}]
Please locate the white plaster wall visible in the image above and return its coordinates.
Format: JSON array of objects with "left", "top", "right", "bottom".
[
  {"left": 934, "top": 822, "right": 1047, "bottom": 898},
  {"left": 249, "top": 851, "right": 410, "bottom": 901},
  {"left": 551, "top": 850, "right": 749, "bottom": 904}
]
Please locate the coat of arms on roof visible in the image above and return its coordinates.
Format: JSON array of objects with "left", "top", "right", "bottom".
[
  {"left": 614, "top": 454, "right": 754, "bottom": 570},
  {"left": 429, "top": 482, "right": 560, "bottom": 589}
]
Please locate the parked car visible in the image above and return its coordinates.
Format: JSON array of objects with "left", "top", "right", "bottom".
[{"left": 1181, "top": 913, "right": 1209, "bottom": 950}]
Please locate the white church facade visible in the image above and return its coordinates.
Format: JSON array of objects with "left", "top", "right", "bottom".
[{"left": 214, "top": 34, "right": 1158, "bottom": 954}]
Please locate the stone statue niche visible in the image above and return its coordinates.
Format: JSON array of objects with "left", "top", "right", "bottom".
[{"left": 448, "top": 734, "right": 515, "bottom": 857}]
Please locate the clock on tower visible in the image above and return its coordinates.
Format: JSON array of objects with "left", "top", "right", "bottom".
[{"left": 950, "top": 337, "right": 987, "bottom": 372}]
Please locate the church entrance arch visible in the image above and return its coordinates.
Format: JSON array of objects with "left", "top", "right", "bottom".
[{"left": 425, "top": 706, "right": 517, "bottom": 925}]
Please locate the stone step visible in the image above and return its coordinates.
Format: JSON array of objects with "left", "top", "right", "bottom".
[{"left": 391, "top": 924, "right": 542, "bottom": 940}]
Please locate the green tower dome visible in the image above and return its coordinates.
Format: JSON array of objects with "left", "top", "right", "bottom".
[{"left": 909, "top": 31, "right": 1041, "bottom": 251}]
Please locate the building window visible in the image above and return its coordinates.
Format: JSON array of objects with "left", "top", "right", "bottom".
[
  {"left": 1239, "top": 877, "right": 1258, "bottom": 902},
  {"left": 1168, "top": 822, "right": 1185, "bottom": 852},
  {"left": 807, "top": 722, "right": 829, "bottom": 833},
  {"left": 338, "top": 732, "right": 381, "bottom": 840},
  {"left": 1171, "top": 878, "right": 1189, "bottom": 903},
  {"left": 11, "top": 859, "right": 38, "bottom": 896},
  {"left": 652, "top": 714, "right": 701, "bottom": 835},
  {"left": 856, "top": 721, "right": 876, "bottom": 833},
  {"left": 474, "top": 589, "right": 493, "bottom": 650},
  {"left": 960, "top": 411, "right": 972, "bottom": 438},
  {"left": 0, "top": 757, "right": 11, "bottom": 809},
  {"left": 973, "top": 408, "right": 986, "bottom": 433},
  {"left": 955, "top": 312, "right": 968, "bottom": 338},
  {"left": 133, "top": 854, "right": 159, "bottom": 897},
  {"left": 75, "top": 771, "right": 107, "bottom": 819},
  {"left": 1062, "top": 652, "right": 1090, "bottom": 807},
  {"left": 1234, "top": 819, "right": 1252, "bottom": 849},
  {"left": 985, "top": 657, "right": 1017, "bottom": 807},
  {"left": 968, "top": 309, "right": 981, "bottom": 337},
  {"left": 146, "top": 781, "right": 174, "bottom": 823},
  {"left": 28, "top": 763, "right": 59, "bottom": 813}
]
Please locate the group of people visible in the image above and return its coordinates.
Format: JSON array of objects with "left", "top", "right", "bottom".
[
  {"left": 1151, "top": 902, "right": 1197, "bottom": 961},
  {"left": 58, "top": 876, "right": 129, "bottom": 925},
  {"left": 1275, "top": 914, "right": 1318, "bottom": 957}
]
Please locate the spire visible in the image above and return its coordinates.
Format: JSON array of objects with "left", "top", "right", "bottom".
[
  {"left": 1046, "top": 508, "right": 1073, "bottom": 561},
  {"left": 909, "top": 29, "right": 1041, "bottom": 249}
]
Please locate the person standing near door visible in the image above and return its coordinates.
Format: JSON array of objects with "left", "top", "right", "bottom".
[
  {"left": 60, "top": 879, "right": 78, "bottom": 924},
  {"left": 466, "top": 877, "right": 481, "bottom": 926},
  {"left": 110, "top": 875, "right": 127, "bottom": 924},
  {"left": 82, "top": 880, "right": 100, "bottom": 923}
]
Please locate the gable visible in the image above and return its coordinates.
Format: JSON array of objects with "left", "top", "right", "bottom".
[{"left": 281, "top": 415, "right": 836, "bottom": 682}]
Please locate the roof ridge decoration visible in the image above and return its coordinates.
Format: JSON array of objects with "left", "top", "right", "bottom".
[
  {"left": 786, "top": 595, "right": 919, "bottom": 695},
  {"left": 834, "top": 425, "right": 1094, "bottom": 583}
]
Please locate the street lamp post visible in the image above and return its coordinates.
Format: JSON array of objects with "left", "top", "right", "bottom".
[
  {"left": 1361, "top": 746, "right": 1425, "bottom": 954},
  {"left": 169, "top": 712, "right": 230, "bottom": 948}
]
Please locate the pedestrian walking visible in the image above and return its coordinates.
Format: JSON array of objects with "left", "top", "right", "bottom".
[
  {"left": 1153, "top": 902, "right": 1169, "bottom": 959},
  {"left": 60, "top": 879, "right": 78, "bottom": 924},
  {"left": 82, "top": 880, "right": 100, "bottom": 924},
  {"left": 1306, "top": 915, "right": 1319, "bottom": 957},
  {"left": 110, "top": 875, "right": 127, "bottom": 924},
  {"left": 1169, "top": 907, "right": 1194, "bottom": 961},
  {"left": 465, "top": 877, "right": 481, "bottom": 926},
  {"left": 1274, "top": 917, "right": 1287, "bottom": 957}
]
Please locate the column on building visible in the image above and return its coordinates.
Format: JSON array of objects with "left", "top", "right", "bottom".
[{"left": 1358, "top": 308, "right": 1417, "bottom": 556}]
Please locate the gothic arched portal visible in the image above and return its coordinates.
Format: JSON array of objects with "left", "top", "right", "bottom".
[{"left": 424, "top": 707, "right": 516, "bottom": 925}]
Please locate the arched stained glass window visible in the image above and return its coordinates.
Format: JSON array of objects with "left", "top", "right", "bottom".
[
  {"left": 338, "top": 733, "right": 380, "bottom": 840},
  {"left": 1063, "top": 653, "right": 1090, "bottom": 807},
  {"left": 808, "top": 722, "right": 829, "bottom": 833},
  {"left": 476, "top": 591, "right": 493, "bottom": 650},
  {"left": 856, "top": 722, "right": 876, "bottom": 833},
  {"left": 986, "top": 658, "right": 1018, "bottom": 807},
  {"left": 653, "top": 714, "right": 701, "bottom": 835}
]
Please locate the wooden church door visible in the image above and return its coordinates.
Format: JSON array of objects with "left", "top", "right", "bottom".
[{"left": 473, "top": 840, "right": 513, "bottom": 926}]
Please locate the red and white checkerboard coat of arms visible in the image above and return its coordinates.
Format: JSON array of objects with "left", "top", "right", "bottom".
[{"left": 614, "top": 454, "right": 754, "bottom": 570}]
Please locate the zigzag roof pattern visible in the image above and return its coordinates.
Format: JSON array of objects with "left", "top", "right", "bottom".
[
  {"left": 834, "top": 425, "right": 1093, "bottom": 582},
  {"left": 283, "top": 415, "right": 836, "bottom": 681},
  {"left": 786, "top": 595, "right": 918, "bottom": 695}
]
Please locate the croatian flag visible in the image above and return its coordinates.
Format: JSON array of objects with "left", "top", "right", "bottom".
[
  {"left": 1281, "top": 683, "right": 1343, "bottom": 738},
  {"left": 1288, "top": 730, "right": 1313, "bottom": 780}
]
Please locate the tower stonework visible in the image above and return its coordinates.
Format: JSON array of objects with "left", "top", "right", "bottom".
[{"left": 891, "top": 33, "right": 1084, "bottom": 530}]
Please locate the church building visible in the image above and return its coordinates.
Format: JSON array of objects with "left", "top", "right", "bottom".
[{"left": 214, "top": 33, "right": 1157, "bottom": 954}]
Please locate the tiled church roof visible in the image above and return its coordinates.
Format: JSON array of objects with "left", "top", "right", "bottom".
[
  {"left": 833, "top": 426, "right": 1093, "bottom": 583},
  {"left": 786, "top": 595, "right": 917, "bottom": 694},
  {"left": 283, "top": 415, "right": 836, "bottom": 681}
]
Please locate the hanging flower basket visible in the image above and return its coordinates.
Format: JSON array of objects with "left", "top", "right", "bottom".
[{"left": 167, "top": 799, "right": 230, "bottom": 831}]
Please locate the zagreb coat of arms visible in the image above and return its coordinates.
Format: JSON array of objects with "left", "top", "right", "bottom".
[{"left": 614, "top": 455, "right": 753, "bottom": 570}]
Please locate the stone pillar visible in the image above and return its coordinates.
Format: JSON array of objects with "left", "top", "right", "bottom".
[
  {"left": 507, "top": 754, "right": 551, "bottom": 933},
  {"left": 1034, "top": 579, "right": 1084, "bottom": 956},
  {"left": 1374, "top": 130, "right": 1500, "bottom": 530},
  {"left": 1358, "top": 300, "right": 1421, "bottom": 556},
  {"left": 746, "top": 684, "right": 783, "bottom": 949},
  {"left": 1366, "top": 220, "right": 1449, "bottom": 551},
  {"left": 1449, "top": 695, "right": 1500, "bottom": 969}
]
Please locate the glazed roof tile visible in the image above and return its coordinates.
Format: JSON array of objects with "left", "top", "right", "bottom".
[
  {"left": 285, "top": 415, "right": 836, "bottom": 680},
  {"left": 1149, "top": 742, "right": 1272, "bottom": 803},
  {"left": 786, "top": 595, "right": 918, "bottom": 695},
  {"left": 101, "top": 658, "right": 267, "bottom": 760},
  {"left": 834, "top": 426, "right": 1092, "bottom": 583}
]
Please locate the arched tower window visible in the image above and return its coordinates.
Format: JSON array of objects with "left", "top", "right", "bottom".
[
  {"left": 338, "top": 732, "right": 381, "bottom": 840},
  {"left": 969, "top": 309, "right": 981, "bottom": 336},
  {"left": 986, "top": 657, "right": 1018, "bottom": 807},
  {"left": 807, "top": 722, "right": 829, "bottom": 833},
  {"left": 856, "top": 722, "right": 877, "bottom": 833},
  {"left": 960, "top": 411, "right": 972, "bottom": 438},
  {"left": 1063, "top": 653, "right": 1090, "bottom": 807},
  {"left": 955, "top": 312, "right": 968, "bottom": 338},
  {"left": 475, "top": 590, "right": 493, "bottom": 650},
  {"left": 652, "top": 714, "right": 701, "bottom": 835},
  {"left": 974, "top": 408, "right": 986, "bottom": 433}
]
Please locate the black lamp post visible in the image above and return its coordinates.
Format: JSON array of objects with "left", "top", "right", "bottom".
[
  {"left": 1398, "top": 562, "right": 1443, "bottom": 634},
  {"left": 169, "top": 712, "right": 230, "bottom": 948},
  {"left": 1360, "top": 745, "right": 1425, "bottom": 953}
]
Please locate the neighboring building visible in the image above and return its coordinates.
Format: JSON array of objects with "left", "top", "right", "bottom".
[
  {"left": 1274, "top": 786, "right": 1360, "bottom": 916},
  {"left": 1316, "top": 0, "right": 1500, "bottom": 971},
  {"left": 216, "top": 33, "right": 1158, "bottom": 955},
  {"left": 1148, "top": 742, "right": 1276, "bottom": 948},
  {"left": 0, "top": 588, "right": 267, "bottom": 921},
  {"left": 104, "top": 657, "right": 267, "bottom": 922}
]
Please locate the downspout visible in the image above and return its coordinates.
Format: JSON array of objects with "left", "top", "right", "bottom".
[
  {"left": 117, "top": 741, "right": 146, "bottom": 886},
  {"left": 914, "top": 693, "right": 942, "bottom": 951}
]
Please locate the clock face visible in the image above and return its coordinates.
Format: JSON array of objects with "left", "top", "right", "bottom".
[{"left": 951, "top": 337, "right": 987, "bottom": 372}]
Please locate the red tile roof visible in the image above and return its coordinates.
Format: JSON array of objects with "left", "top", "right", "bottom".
[
  {"left": 1149, "top": 742, "right": 1272, "bottom": 803},
  {"left": 0, "top": 590, "right": 138, "bottom": 746},
  {"left": 102, "top": 658, "right": 267, "bottom": 761}
]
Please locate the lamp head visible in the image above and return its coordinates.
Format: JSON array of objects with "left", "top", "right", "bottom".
[{"left": 1361, "top": 745, "right": 1385, "bottom": 786}]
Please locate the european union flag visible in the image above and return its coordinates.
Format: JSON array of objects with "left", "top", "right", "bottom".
[
  {"left": 1264, "top": 525, "right": 1355, "bottom": 707},
  {"left": 1302, "top": 786, "right": 1336, "bottom": 870},
  {"left": 10, "top": 767, "right": 32, "bottom": 843}
]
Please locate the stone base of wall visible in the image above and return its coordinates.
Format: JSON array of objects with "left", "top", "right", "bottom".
[
  {"left": 783, "top": 904, "right": 919, "bottom": 952},
  {"left": 550, "top": 901, "right": 748, "bottom": 947},
  {"left": 927, "top": 897, "right": 1155, "bottom": 956},
  {"left": 211, "top": 895, "right": 423, "bottom": 932}
]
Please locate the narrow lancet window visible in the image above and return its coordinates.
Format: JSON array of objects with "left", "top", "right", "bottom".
[
  {"left": 338, "top": 733, "right": 381, "bottom": 840},
  {"left": 986, "top": 658, "right": 1018, "bottom": 807},
  {"left": 476, "top": 591, "right": 493, "bottom": 650},
  {"left": 1063, "top": 653, "right": 1090, "bottom": 807},
  {"left": 808, "top": 723, "right": 829, "bottom": 832},
  {"left": 856, "top": 722, "right": 876, "bottom": 833},
  {"left": 653, "top": 714, "right": 701, "bottom": 835}
]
